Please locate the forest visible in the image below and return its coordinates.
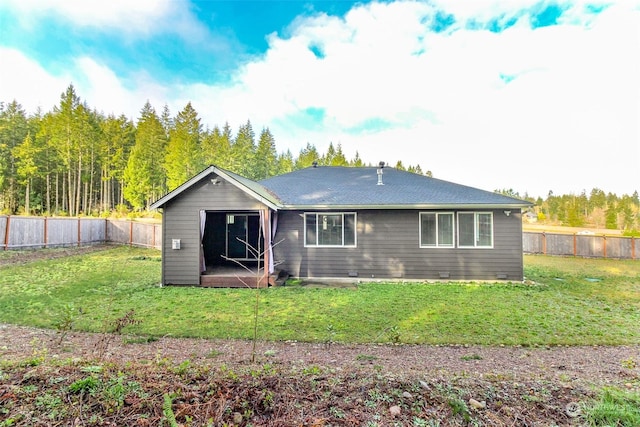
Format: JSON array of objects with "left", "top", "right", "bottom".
[{"left": 0, "top": 85, "right": 638, "bottom": 234}]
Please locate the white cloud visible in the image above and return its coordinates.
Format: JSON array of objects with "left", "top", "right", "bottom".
[
  {"left": 2, "top": 0, "right": 207, "bottom": 39},
  {"left": 0, "top": 47, "right": 70, "bottom": 112},
  {"left": 1, "top": 0, "right": 638, "bottom": 197}
]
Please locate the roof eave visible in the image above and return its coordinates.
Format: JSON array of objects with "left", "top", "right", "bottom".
[
  {"left": 149, "top": 166, "right": 281, "bottom": 211},
  {"left": 278, "top": 203, "right": 532, "bottom": 210}
]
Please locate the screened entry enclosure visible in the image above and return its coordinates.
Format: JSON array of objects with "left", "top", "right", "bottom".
[{"left": 202, "top": 212, "right": 265, "bottom": 270}]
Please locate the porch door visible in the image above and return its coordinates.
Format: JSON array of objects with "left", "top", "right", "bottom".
[{"left": 226, "top": 214, "right": 261, "bottom": 260}]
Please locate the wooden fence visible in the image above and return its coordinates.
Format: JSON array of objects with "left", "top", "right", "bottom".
[
  {"left": 2, "top": 216, "right": 637, "bottom": 260},
  {"left": 0, "top": 216, "right": 161, "bottom": 250},
  {"left": 523, "top": 232, "right": 637, "bottom": 260}
]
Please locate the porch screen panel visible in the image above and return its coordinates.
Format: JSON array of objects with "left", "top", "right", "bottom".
[{"left": 199, "top": 210, "right": 206, "bottom": 272}]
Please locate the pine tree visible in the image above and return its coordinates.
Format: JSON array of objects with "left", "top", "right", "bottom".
[
  {"left": 350, "top": 151, "right": 364, "bottom": 167},
  {"left": 123, "top": 102, "right": 167, "bottom": 210},
  {"left": 0, "top": 100, "right": 29, "bottom": 213},
  {"left": 231, "top": 120, "right": 256, "bottom": 178},
  {"left": 295, "top": 143, "right": 320, "bottom": 169},
  {"left": 276, "top": 150, "right": 295, "bottom": 175},
  {"left": 12, "top": 132, "right": 44, "bottom": 214},
  {"left": 254, "top": 127, "right": 277, "bottom": 179},
  {"left": 100, "top": 114, "right": 135, "bottom": 211},
  {"left": 165, "top": 102, "right": 204, "bottom": 190}
]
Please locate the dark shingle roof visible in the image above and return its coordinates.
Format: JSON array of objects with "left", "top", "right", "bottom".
[{"left": 260, "top": 166, "right": 531, "bottom": 208}]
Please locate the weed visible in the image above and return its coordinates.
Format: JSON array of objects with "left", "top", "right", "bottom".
[
  {"left": 356, "top": 354, "right": 379, "bottom": 362},
  {"left": 35, "top": 392, "right": 66, "bottom": 420},
  {"left": 448, "top": 397, "right": 471, "bottom": 422},
  {"left": 621, "top": 357, "right": 637, "bottom": 369},
  {"left": 386, "top": 325, "right": 401, "bottom": 344},
  {"left": 68, "top": 376, "right": 101, "bottom": 394},
  {"left": 122, "top": 335, "right": 157, "bottom": 345},
  {"left": 206, "top": 349, "right": 224, "bottom": 358},
  {"left": 54, "top": 302, "right": 83, "bottom": 345},
  {"left": 162, "top": 393, "right": 179, "bottom": 427},
  {"left": 460, "top": 353, "right": 483, "bottom": 361},
  {"left": 329, "top": 406, "right": 346, "bottom": 419},
  {"left": 302, "top": 365, "right": 322, "bottom": 376},
  {"left": 325, "top": 323, "right": 337, "bottom": 348}
]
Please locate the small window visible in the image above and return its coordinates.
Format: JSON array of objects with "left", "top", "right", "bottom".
[
  {"left": 458, "top": 212, "right": 493, "bottom": 248},
  {"left": 304, "top": 213, "right": 357, "bottom": 247},
  {"left": 420, "top": 212, "right": 454, "bottom": 247}
]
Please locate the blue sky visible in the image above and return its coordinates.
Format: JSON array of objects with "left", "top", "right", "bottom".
[{"left": 1, "top": 0, "right": 638, "bottom": 198}]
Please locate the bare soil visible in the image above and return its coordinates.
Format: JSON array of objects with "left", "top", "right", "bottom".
[{"left": 1, "top": 324, "right": 638, "bottom": 426}]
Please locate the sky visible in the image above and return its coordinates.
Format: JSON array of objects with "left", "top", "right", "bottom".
[{"left": 0, "top": 0, "right": 638, "bottom": 199}]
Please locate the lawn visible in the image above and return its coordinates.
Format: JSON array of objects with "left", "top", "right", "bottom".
[{"left": 0, "top": 246, "right": 638, "bottom": 345}]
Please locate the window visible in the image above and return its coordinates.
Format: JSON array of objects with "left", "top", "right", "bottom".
[
  {"left": 420, "top": 212, "right": 454, "bottom": 247},
  {"left": 305, "top": 213, "right": 356, "bottom": 247},
  {"left": 458, "top": 212, "right": 493, "bottom": 248}
]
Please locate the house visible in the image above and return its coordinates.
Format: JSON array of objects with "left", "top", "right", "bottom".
[{"left": 150, "top": 164, "right": 532, "bottom": 286}]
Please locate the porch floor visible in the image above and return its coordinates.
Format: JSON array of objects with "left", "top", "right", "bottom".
[{"left": 200, "top": 266, "right": 286, "bottom": 288}]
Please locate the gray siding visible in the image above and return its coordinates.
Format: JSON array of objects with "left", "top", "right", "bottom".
[
  {"left": 161, "top": 173, "right": 268, "bottom": 285},
  {"left": 273, "top": 209, "right": 524, "bottom": 281}
]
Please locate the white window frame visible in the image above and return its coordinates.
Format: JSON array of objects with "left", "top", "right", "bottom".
[
  {"left": 304, "top": 212, "right": 357, "bottom": 248},
  {"left": 419, "top": 212, "right": 455, "bottom": 248},
  {"left": 457, "top": 212, "right": 494, "bottom": 248}
]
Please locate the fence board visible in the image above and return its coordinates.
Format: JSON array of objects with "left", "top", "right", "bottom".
[
  {"left": 0, "top": 216, "right": 635, "bottom": 259},
  {"left": 1, "top": 216, "right": 161, "bottom": 250},
  {"left": 523, "top": 232, "right": 637, "bottom": 260}
]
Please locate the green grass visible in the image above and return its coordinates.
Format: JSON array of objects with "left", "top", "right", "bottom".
[
  {"left": 0, "top": 248, "right": 639, "bottom": 345},
  {"left": 582, "top": 387, "right": 640, "bottom": 426}
]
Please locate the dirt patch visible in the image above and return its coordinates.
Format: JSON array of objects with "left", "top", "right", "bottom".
[
  {"left": 0, "top": 244, "right": 116, "bottom": 267},
  {"left": 1, "top": 324, "right": 638, "bottom": 426}
]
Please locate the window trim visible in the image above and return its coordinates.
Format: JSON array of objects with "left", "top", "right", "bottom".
[
  {"left": 304, "top": 212, "right": 357, "bottom": 248},
  {"left": 457, "top": 212, "right": 494, "bottom": 248},
  {"left": 419, "top": 212, "right": 455, "bottom": 248}
]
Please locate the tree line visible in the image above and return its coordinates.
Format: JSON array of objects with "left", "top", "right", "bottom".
[
  {"left": 0, "top": 85, "right": 430, "bottom": 215},
  {"left": 498, "top": 189, "right": 640, "bottom": 235},
  {"left": 1, "top": 84, "right": 638, "bottom": 234}
]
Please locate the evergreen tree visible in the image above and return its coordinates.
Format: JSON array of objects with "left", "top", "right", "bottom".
[
  {"left": 254, "top": 127, "right": 277, "bottom": 179},
  {"left": 123, "top": 102, "right": 167, "bottom": 210},
  {"left": 231, "top": 120, "right": 256, "bottom": 178},
  {"left": 165, "top": 102, "right": 204, "bottom": 190},
  {"left": 350, "top": 151, "right": 364, "bottom": 167},
  {"left": 295, "top": 143, "right": 320, "bottom": 169},
  {"left": 0, "top": 100, "right": 29, "bottom": 213},
  {"left": 276, "top": 149, "right": 294, "bottom": 175},
  {"left": 12, "top": 132, "right": 43, "bottom": 214},
  {"left": 330, "top": 143, "right": 348, "bottom": 166},
  {"left": 395, "top": 160, "right": 406, "bottom": 171},
  {"left": 100, "top": 114, "right": 135, "bottom": 210}
]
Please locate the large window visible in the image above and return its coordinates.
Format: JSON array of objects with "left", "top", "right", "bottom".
[
  {"left": 458, "top": 212, "right": 493, "bottom": 248},
  {"left": 420, "top": 212, "right": 454, "bottom": 247},
  {"left": 305, "top": 213, "right": 356, "bottom": 247}
]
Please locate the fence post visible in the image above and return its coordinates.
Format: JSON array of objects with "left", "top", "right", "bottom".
[
  {"left": 104, "top": 218, "right": 108, "bottom": 245},
  {"left": 542, "top": 232, "right": 546, "bottom": 255},
  {"left": 152, "top": 224, "right": 156, "bottom": 249},
  {"left": 632, "top": 237, "right": 636, "bottom": 260},
  {"left": 43, "top": 217, "right": 48, "bottom": 248},
  {"left": 77, "top": 218, "right": 81, "bottom": 247},
  {"left": 603, "top": 235, "right": 607, "bottom": 258},
  {"left": 573, "top": 233, "right": 577, "bottom": 257},
  {"left": 129, "top": 221, "right": 133, "bottom": 247},
  {"left": 3, "top": 215, "right": 9, "bottom": 250}
]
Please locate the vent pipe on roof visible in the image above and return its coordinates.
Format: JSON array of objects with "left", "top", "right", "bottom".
[
  {"left": 312, "top": 161, "right": 318, "bottom": 168},
  {"left": 377, "top": 161, "right": 385, "bottom": 185}
]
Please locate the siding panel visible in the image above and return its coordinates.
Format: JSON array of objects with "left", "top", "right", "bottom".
[
  {"left": 161, "top": 174, "right": 269, "bottom": 285},
  {"left": 274, "top": 209, "right": 524, "bottom": 281}
]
